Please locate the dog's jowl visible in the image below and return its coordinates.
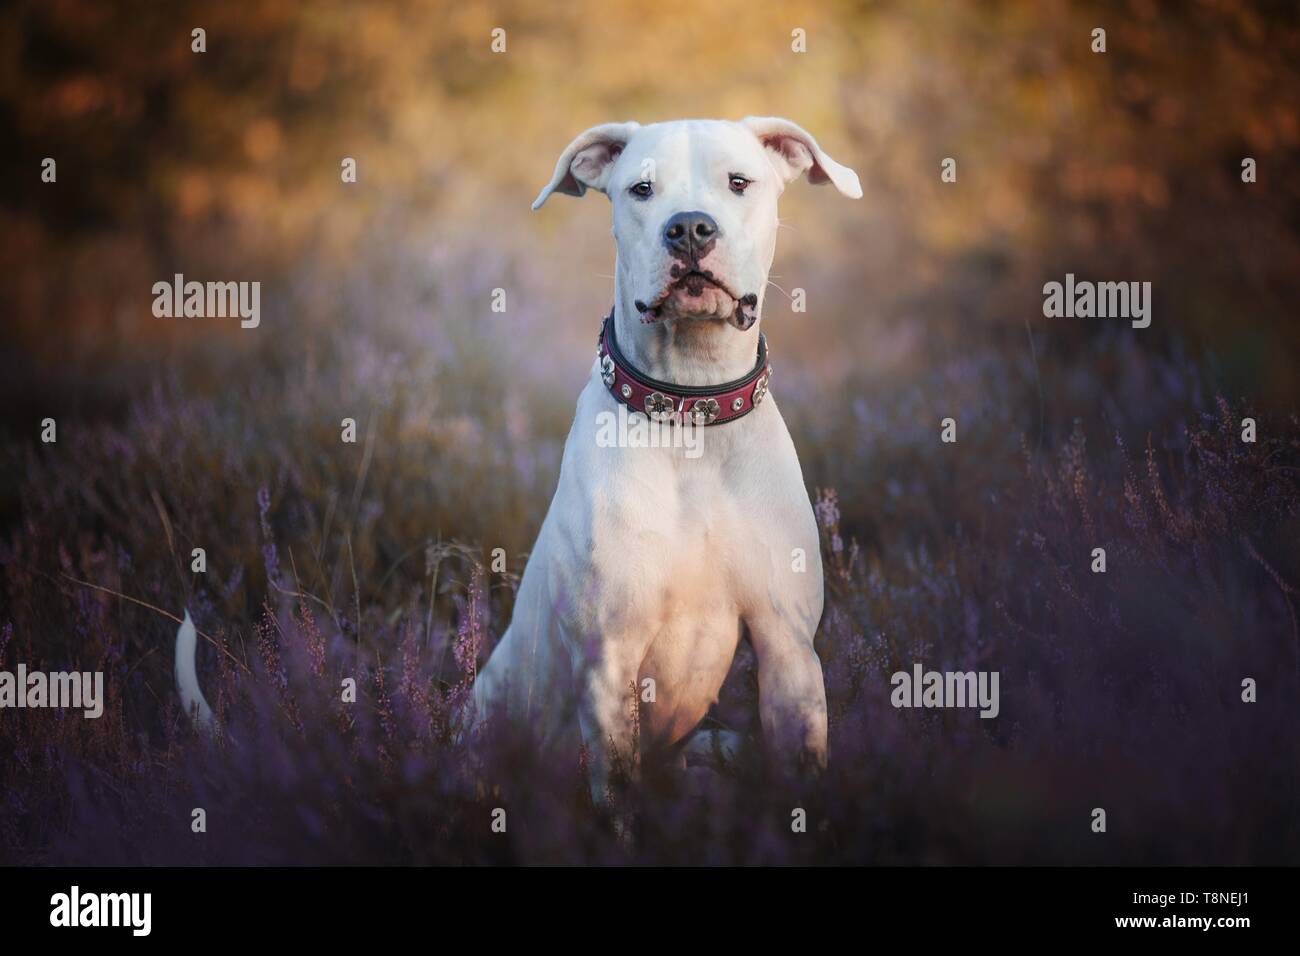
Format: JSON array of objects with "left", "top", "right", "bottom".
[{"left": 473, "top": 117, "right": 862, "bottom": 799}]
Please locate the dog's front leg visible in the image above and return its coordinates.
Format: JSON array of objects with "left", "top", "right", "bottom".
[
  {"left": 747, "top": 615, "right": 828, "bottom": 776},
  {"left": 570, "top": 629, "right": 646, "bottom": 806}
]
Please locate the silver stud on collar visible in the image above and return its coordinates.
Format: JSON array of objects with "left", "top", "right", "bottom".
[
  {"left": 689, "top": 397, "right": 721, "bottom": 425},
  {"left": 621, "top": 383, "right": 632, "bottom": 399},
  {"left": 600, "top": 354, "right": 616, "bottom": 387},
  {"left": 752, "top": 372, "right": 770, "bottom": 406},
  {"left": 645, "top": 391, "right": 676, "bottom": 421},
  {"left": 731, "top": 396, "right": 744, "bottom": 412}
]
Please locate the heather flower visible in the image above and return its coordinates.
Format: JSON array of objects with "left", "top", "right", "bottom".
[
  {"left": 453, "top": 567, "right": 487, "bottom": 683},
  {"left": 256, "top": 486, "right": 283, "bottom": 589},
  {"left": 814, "top": 488, "right": 840, "bottom": 531}
]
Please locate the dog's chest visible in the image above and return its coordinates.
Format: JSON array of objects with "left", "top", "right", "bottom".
[
  {"left": 559, "top": 377, "right": 819, "bottom": 624},
  {"left": 587, "top": 444, "right": 753, "bottom": 601},
  {"left": 535, "top": 378, "right": 823, "bottom": 747},
  {"left": 589, "top": 461, "right": 752, "bottom": 743}
]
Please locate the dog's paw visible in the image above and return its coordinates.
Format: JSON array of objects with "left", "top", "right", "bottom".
[{"left": 680, "top": 727, "right": 743, "bottom": 771}]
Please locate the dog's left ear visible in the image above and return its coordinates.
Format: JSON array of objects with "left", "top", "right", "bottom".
[
  {"left": 532, "top": 121, "right": 641, "bottom": 210},
  {"left": 741, "top": 116, "right": 862, "bottom": 198}
]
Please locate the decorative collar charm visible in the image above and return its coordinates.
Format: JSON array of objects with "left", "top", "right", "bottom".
[{"left": 596, "top": 312, "right": 771, "bottom": 426}]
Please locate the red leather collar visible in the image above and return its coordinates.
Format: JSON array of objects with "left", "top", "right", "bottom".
[{"left": 596, "top": 312, "right": 771, "bottom": 426}]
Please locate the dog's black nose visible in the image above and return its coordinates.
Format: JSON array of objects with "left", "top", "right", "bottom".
[{"left": 663, "top": 211, "right": 719, "bottom": 259}]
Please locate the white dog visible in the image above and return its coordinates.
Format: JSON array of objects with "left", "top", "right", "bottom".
[{"left": 474, "top": 117, "right": 861, "bottom": 797}]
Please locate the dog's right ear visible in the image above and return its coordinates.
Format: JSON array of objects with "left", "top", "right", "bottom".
[{"left": 532, "top": 122, "right": 640, "bottom": 210}]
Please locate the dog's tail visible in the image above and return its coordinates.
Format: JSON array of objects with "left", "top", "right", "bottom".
[{"left": 174, "top": 608, "right": 214, "bottom": 727}]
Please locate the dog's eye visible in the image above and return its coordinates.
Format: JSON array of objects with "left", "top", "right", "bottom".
[
  {"left": 728, "top": 175, "right": 751, "bottom": 194},
  {"left": 629, "top": 181, "right": 654, "bottom": 199}
]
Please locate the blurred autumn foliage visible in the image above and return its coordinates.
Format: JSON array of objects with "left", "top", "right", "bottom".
[{"left": 2, "top": 0, "right": 1298, "bottom": 418}]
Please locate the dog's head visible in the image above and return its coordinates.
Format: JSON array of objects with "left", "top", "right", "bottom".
[{"left": 533, "top": 118, "right": 861, "bottom": 330}]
